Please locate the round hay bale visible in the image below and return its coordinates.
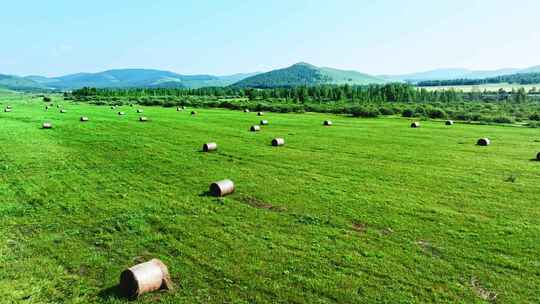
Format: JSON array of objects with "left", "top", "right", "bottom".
[
  {"left": 203, "top": 142, "right": 218, "bottom": 152},
  {"left": 182, "top": 106, "right": 186, "bottom": 110},
  {"left": 323, "top": 120, "right": 333, "bottom": 126},
  {"left": 210, "top": 179, "right": 235, "bottom": 197},
  {"left": 137, "top": 109, "right": 144, "bottom": 113},
  {"left": 191, "top": 111, "right": 197, "bottom": 115},
  {"left": 411, "top": 122, "right": 420, "bottom": 128},
  {"left": 260, "top": 120, "right": 269, "bottom": 126},
  {"left": 272, "top": 138, "right": 285, "bottom": 146},
  {"left": 257, "top": 112, "right": 264, "bottom": 116},
  {"left": 139, "top": 116, "right": 148, "bottom": 122},
  {"left": 130, "top": 104, "right": 134, "bottom": 107},
  {"left": 57, "top": 105, "right": 61, "bottom": 108},
  {"left": 176, "top": 107, "right": 182, "bottom": 111},
  {"left": 111, "top": 106, "right": 116, "bottom": 109},
  {"left": 118, "top": 111, "right": 125, "bottom": 116},
  {"left": 477, "top": 138, "right": 491, "bottom": 146},
  {"left": 119, "top": 259, "right": 173, "bottom": 299},
  {"left": 42, "top": 122, "right": 52, "bottom": 129},
  {"left": 80, "top": 116, "right": 89, "bottom": 122},
  {"left": 446, "top": 120, "right": 454, "bottom": 126},
  {"left": 6, "top": 105, "right": 12, "bottom": 109},
  {"left": 60, "top": 109, "right": 67, "bottom": 113},
  {"left": 45, "top": 106, "right": 49, "bottom": 110},
  {"left": 250, "top": 125, "right": 261, "bottom": 132},
  {"left": 4, "top": 108, "right": 12, "bottom": 112},
  {"left": 244, "top": 109, "right": 250, "bottom": 113}
]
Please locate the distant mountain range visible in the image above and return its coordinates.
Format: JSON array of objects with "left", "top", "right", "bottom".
[
  {"left": 0, "top": 69, "right": 260, "bottom": 90},
  {"left": 1, "top": 63, "right": 540, "bottom": 91},
  {"left": 381, "top": 66, "right": 540, "bottom": 82}
]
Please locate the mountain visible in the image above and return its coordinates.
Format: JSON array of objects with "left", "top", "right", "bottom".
[
  {"left": 381, "top": 67, "right": 529, "bottom": 83},
  {"left": 0, "top": 69, "right": 260, "bottom": 90},
  {"left": 0, "top": 74, "right": 45, "bottom": 90},
  {"left": 233, "top": 63, "right": 386, "bottom": 88}
]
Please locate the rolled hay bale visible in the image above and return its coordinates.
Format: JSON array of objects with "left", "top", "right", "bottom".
[
  {"left": 446, "top": 120, "right": 454, "bottom": 126},
  {"left": 203, "top": 142, "right": 218, "bottom": 152},
  {"left": 272, "top": 138, "right": 285, "bottom": 146},
  {"left": 250, "top": 125, "right": 261, "bottom": 132},
  {"left": 182, "top": 106, "right": 187, "bottom": 110},
  {"left": 6, "top": 105, "right": 12, "bottom": 109},
  {"left": 57, "top": 105, "right": 61, "bottom": 108},
  {"left": 323, "top": 120, "right": 333, "bottom": 126},
  {"left": 4, "top": 108, "right": 12, "bottom": 112},
  {"left": 244, "top": 109, "right": 250, "bottom": 113},
  {"left": 411, "top": 122, "right": 420, "bottom": 128},
  {"left": 42, "top": 122, "right": 52, "bottom": 129},
  {"left": 130, "top": 104, "right": 134, "bottom": 107},
  {"left": 257, "top": 112, "right": 264, "bottom": 116},
  {"left": 118, "top": 111, "right": 125, "bottom": 116},
  {"left": 45, "top": 106, "right": 49, "bottom": 110},
  {"left": 60, "top": 109, "right": 67, "bottom": 113},
  {"left": 477, "top": 138, "right": 491, "bottom": 146},
  {"left": 139, "top": 116, "right": 148, "bottom": 122},
  {"left": 111, "top": 106, "right": 116, "bottom": 109},
  {"left": 176, "top": 107, "right": 182, "bottom": 111},
  {"left": 191, "top": 111, "right": 197, "bottom": 115},
  {"left": 80, "top": 116, "right": 89, "bottom": 122},
  {"left": 210, "top": 179, "right": 235, "bottom": 197},
  {"left": 260, "top": 120, "right": 269, "bottom": 126},
  {"left": 137, "top": 109, "right": 144, "bottom": 113},
  {"left": 119, "top": 259, "right": 173, "bottom": 299}
]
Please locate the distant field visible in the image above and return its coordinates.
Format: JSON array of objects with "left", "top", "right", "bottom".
[
  {"left": 418, "top": 83, "right": 540, "bottom": 92},
  {"left": 1, "top": 93, "right": 539, "bottom": 303}
]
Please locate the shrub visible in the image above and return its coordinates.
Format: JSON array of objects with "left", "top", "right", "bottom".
[
  {"left": 402, "top": 108, "right": 415, "bottom": 117},
  {"left": 492, "top": 116, "right": 514, "bottom": 124}
]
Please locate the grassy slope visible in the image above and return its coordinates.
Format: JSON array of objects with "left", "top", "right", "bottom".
[
  {"left": 319, "top": 67, "right": 385, "bottom": 85},
  {"left": 0, "top": 94, "right": 539, "bottom": 303}
]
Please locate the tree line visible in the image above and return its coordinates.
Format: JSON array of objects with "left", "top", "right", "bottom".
[{"left": 417, "top": 72, "right": 540, "bottom": 87}]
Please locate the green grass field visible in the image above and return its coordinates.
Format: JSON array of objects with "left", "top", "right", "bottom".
[
  {"left": 418, "top": 83, "right": 540, "bottom": 92},
  {"left": 1, "top": 93, "right": 539, "bottom": 303}
]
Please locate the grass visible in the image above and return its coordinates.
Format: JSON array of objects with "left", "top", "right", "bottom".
[
  {"left": 0, "top": 93, "right": 539, "bottom": 303},
  {"left": 419, "top": 83, "right": 540, "bottom": 92}
]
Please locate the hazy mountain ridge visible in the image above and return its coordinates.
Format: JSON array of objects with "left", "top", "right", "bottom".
[{"left": 381, "top": 66, "right": 540, "bottom": 82}]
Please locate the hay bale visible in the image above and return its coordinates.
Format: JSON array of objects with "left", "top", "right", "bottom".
[
  {"left": 191, "top": 111, "right": 197, "bottom": 115},
  {"left": 250, "top": 125, "right": 261, "bottom": 132},
  {"left": 137, "top": 109, "right": 143, "bottom": 113},
  {"left": 6, "top": 105, "right": 11, "bottom": 109},
  {"left": 130, "top": 104, "right": 134, "bottom": 107},
  {"left": 42, "top": 122, "right": 52, "bottom": 129},
  {"left": 257, "top": 112, "right": 264, "bottom": 116},
  {"left": 60, "top": 109, "right": 67, "bottom": 113},
  {"left": 118, "top": 111, "right": 125, "bottom": 116},
  {"left": 111, "top": 106, "right": 116, "bottom": 109},
  {"left": 272, "top": 138, "right": 285, "bottom": 146},
  {"left": 57, "top": 105, "right": 61, "bottom": 108},
  {"left": 244, "top": 109, "right": 250, "bottom": 113},
  {"left": 139, "top": 116, "right": 148, "bottom": 122},
  {"left": 119, "top": 259, "right": 173, "bottom": 299},
  {"left": 182, "top": 106, "right": 186, "bottom": 109},
  {"left": 80, "top": 116, "right": 89, "bottom": 122},
  {"left": 210, "top": 179, "right": 235, "bottom": 197},
  {"left": 323, "top": 120, "right": 333, "bottom": 126},
  {"left": 203, "top": 142, "right": 218, "bottom": 152},
  {"left": 477, "top": 138, "right": 490, "bottom": 146},
  {"left": 446, "top": 120, "right": 454, "bottom": 126},
  {"left": 260, "top": 120, "right": 269, "bottom": 126},
  {"left": 45, "top": 106, "right": 49, "bottom": 110},
  {"left": 4, "top": 108, "right": 12, "bottom": 112},
  {"left": 411, "top": 122, "right": 420, "bottom": 128},
  {"left": 537, "top": 152, "right": 540, "bottom": 161},
  {"left": 176, "top": 107, "right": 182, "bottom": 111}
]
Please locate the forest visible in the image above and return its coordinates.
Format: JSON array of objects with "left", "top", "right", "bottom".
[
  {"left": 417, "top": 72, "right": 540, "bottom": 87},
  {"left": 70, "top": 83, "right": 540, "bottom": 126}
]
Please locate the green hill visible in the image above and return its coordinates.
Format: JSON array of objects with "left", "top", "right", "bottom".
[
  {"left": 233, "top": 63, "right": 386, "bottom": 88},
  {"left": 0, "top": 74, "right": 45, "bottom": 90}
]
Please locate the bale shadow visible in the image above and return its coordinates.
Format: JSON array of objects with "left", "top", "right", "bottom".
[{"left": 98, "top": 285, "right": 128, "bottom": 301}]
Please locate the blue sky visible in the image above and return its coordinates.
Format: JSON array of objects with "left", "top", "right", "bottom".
[{"left": 1, "top": 0, "right": 539, "bottom": 76}]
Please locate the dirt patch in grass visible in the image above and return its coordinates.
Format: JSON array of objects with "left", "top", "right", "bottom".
[
  {"left": 352, "top": 222, "right": 367, "bottom": 234},
  {"left": 470, "top": 277, "right": 498, "bottom": 302},
  {"left": 237, "top": 195, "right": 286, "bottom": 212}
]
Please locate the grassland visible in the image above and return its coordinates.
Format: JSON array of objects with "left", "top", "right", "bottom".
[
  {"left": 419, "top": 83, "right": 540, "bottom": 92},
  {"left": 0, "top": 92, "right": 539, "bottom": 303}
]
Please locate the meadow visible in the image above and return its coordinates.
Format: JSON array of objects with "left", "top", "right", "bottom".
[{"left": 0, "top": 92, "right": 539, "bottom": 303}]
